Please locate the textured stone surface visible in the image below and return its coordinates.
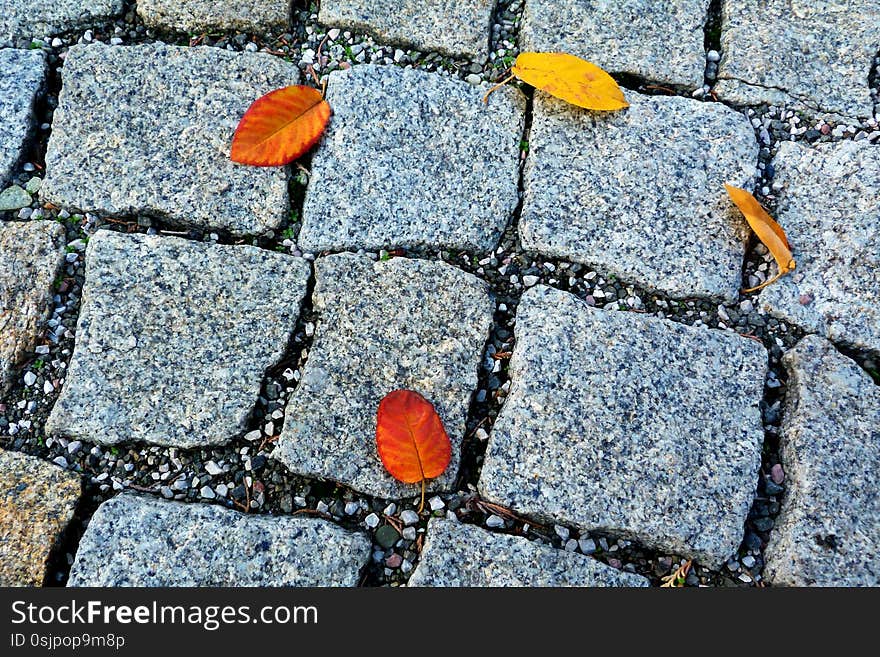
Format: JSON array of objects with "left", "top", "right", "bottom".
[
  {"left": 46, "top": 230, "right": 310, "bottom": 447},
  {"left": 0, "top": 49, "right": 47, "bottom": 186},
  {"left": 0, "top": 220, "right": 65, "bottom": 396},
  {"left": 520, "top": 0, "right": 709, "bottom": 89},
  {"left": 138, "top": 0, "right": 290, "bottom": 33},
  {"left": 0, "top": 1, "right": 123, "bottom": 44},
  {"left": 41, "top": 43, "right": 299, "bottom": 235},
  {"left": 764, "top": 337, "right": 880, "bottom": 586},
  {"left": 274, "top": 253, "right": 493, "bottom": 498},
  {"left": 299, "top": 65, "right": 524, "bottom": 253},
  {"left": 760, "top": 141, "right": 880, "bottom": 355},
  {"left": 0, "top": 449, "right": 81, "bottom": 586},
  {"left": 409, "top": 518, "right": 649, "bottom": 587},
  {"left": 479, "top": 286, "right": 767, "bottom": 568},
  {"left": 318, "top": 0, "right": 496, "bottom": 60},
  {"left": 521, "top": 91, "right": 757, "bottom": 302},
  {"left": 68, "top": 494, "right": 370, "bottom": 586},
  {"left": 715, "top": 1, "right": 880, "bottom": 120}
]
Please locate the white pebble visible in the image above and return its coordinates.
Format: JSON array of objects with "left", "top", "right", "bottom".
[
  {"left": 204, "top": 461, "right": 223, "bottom": 476},
  {"left": 43, "top": 380, "right": 54, "bottom": 394},
  {"left": 486, "top": 514, "right": 506, "bottom": 528},
  {"left": 364, "top": 513, "right": 380, "bottom": 529},
  {"left": 23, "top": 372, "right": 36, "bottom": 386},
  {"left": 400, "top": 509, "right": 420, "bottom": 525},
  {"left": 428, "top": 496, "right": 445, "bottom": 511}
]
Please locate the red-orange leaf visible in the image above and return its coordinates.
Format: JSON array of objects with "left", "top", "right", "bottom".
[
  {"left": 230, "top": 85, "right": 331, "bottom": 166},
  {"left": 376, "top": 390, "right": 451, "bottom": 494}
]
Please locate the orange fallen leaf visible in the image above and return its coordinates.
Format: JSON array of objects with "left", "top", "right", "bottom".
[
  {"left": 484, "top": 52, "right": 628, "bottom": 111},
  {"left": 376, "top": 390, "right": 451, "bottom": 513},
  {"left": 230, "top": 85, "right": 331, "bottom": 166},
  {"left": 725, "top": 183, "right": 796, "bottom": 292}
]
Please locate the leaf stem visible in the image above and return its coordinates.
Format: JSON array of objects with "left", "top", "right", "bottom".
[
  {"left": 483, "top": 71, "right": 516, "bottom": 104},
  {"left": 418, "top": 478, "right": 426, "bottom": 514},
  {"left": 742, "top": 264, "right": 793, "bottom": 293}
]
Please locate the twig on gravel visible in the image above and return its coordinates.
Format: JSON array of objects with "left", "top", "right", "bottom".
[
  {"left": 292, "top": 508, "right": 334, "bottom": 521},
  {"left": 383, "top": 514, "right": 404, "bottom": 533},
  {"left": 660, "top": 559, "right": 692, "bottom": 587}
]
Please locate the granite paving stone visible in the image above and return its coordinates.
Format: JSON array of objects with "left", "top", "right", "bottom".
[
  {"left": 299, "top": 65, "right": 524, "bottom": 254},
  {"left": 520, "top": 0, "right": 710, "bottom": 89},
  {"left": 409, "top": 518, "right": 649, "bottom": 587},
  {"left": 759, "top": 141, "right": 880, "bottom": 355},
  {"left": 318, "top": 0, "right": 497, "bottom": 61},
  {"left": 764, "top": 336, "right": 880, "bottom": 586},
  {"left": 137, "top": 0, "right": 290, "bottom": 34},
  {"left": 45, "top": 230, "right": 311, "bottom": 448},
  {"left": 520, "top": 90, "right": 758, "bottom": 302},
  {"left": 0, "top": 49, "right": 47, "bottom": 186},
  {"left": 0, "top": 220, "right": 66, "bottom": 396},
  {"left": 479, "top": 285, "right": 767, "bottom": 568},
  {"left": 273, "top": 253, "right": 494, "bottom": 498},
  {"left": 715, "top": 0, "right": 880, "bottom": 121},
  {"left": 0, "top": 1, "right": 123, "bottom": 44},
  {"left": 41, "top": 43, "right": 300, "bottom": 235},
  {"left": 67, "top": 494, "right": 370, "bottom": 586},
  {"left": 0, "top": 449, "right": 81, "bottom": 586}
]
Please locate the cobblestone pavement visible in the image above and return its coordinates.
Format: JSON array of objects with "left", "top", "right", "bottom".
[{"left": 1, "top": 0, "right": 878, "bottom": 587}]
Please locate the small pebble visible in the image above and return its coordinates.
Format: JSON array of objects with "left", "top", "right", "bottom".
[{"left": 486, "top": 514, "right": 506, "bottom": 528}]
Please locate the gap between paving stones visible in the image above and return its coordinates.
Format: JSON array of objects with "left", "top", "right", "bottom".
[{"left": 3, "top": 0, "right": 879, "bottom": 587}]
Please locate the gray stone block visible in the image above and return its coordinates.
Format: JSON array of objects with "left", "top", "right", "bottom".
[
  {"left": 521, "top": 91, "right": 758, "bottom": 302},
  {"left": 46, "top": 230, "right": 310, "bottom": 448},
  {"left": 520, "top": 0, "right": 710, "bottom": 89},
  {"left": 715, "top": 0, "right": 880, "bottom": 121},
  {"left": 299, "top": 65, "right": 524, "bottom": 254},
  {"left": 0, "top": 1, "right": 123, "bottom": 44},
  {"left": 318, "top": 0, "right": 496, "bottom": 61},
  {"left": 759, "top": 141, "right": 880, "bottom": 355},
  {"left": 68, "top": 494, "right": 370, "bottom": 586},
  {"left": 479, "top": 285, "right": 767, "bottom": 568},
  {"left": 0, "top": 220, "right": 65, "bottom": 396},
  {"left": 273, "top": 253, "right": 494, "bottom": 498},
  {"left": 0, "top": 49, "right": 47, "bottom": 186},
  {"left": 764, "top": 336, "right": 880, "bottom": 587},
  {"left": 409, "top": 518, "right": 649, "bottom": 586},
  {"left": 41, "top": 43, "right": 300, "bottom": 236},
  {"left": 137, "top": 0, "right": 290, "bottom": 34},
  {"left": 0, "top": 449, "right": 81, "bottom": 586}
]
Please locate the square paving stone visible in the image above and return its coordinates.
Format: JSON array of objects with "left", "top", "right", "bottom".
[
  {"left": 273, "top": 253, "right": 494, "bottom": 499},
  {"left": 0, "top": 220, "right": 66, "bottom": 396},
  {"left": 409, "top": 518, "right": 649, "bottom": 587},
  {"left": 45, "top": 230, "right": 311, "bottom": 448},
  {"left": 520, "top": 91, "right": 758, "bottom": 303},
  {"left": 520, "top": 0, "right": 710, "bottom": 89},
  {"left": 318, "top": 0, "right": 497, "bottom": 61},
  {"left": 0, "top": 49, "right": 47, "bottom": 186},
  {"left": 759, "top": 141, "right": 880, "bottom": 355},
  {"left": 41, "top": 43, "right": 300, "bottom": 236},
  {"left": 479, "top": 285, "right": 768, "bottom": 568},
  {"left": 68, "top": 494, "right": 370, "bottom": 586},
  {"left": 0, "top": 449, "right": 81, "bottom": 586},
  {"left": 299, "top": 65, "right": 525, "bottom": 254},
  {"left": 764, "top": 336, "right": 880, "bottom": 587},
  {"left": 138, "top": 0, "right": 290, "bottom": 34},
  {"left": 0, "top": 1, "right": 123, "bottom": 44},
  {"left": 715, "top": 1, "right": 880, "bottom": 121}
]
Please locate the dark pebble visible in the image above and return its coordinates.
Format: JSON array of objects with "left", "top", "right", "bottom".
[{"left": 375, "top": 525, "right": 400, "bottom": 549}]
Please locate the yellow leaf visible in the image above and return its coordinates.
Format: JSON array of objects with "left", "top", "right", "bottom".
[
  {"left": 512, "top": 52, "right": 628, "bottom": 110},
  {"left": 725, "top": 184, "right": 796, "bottom": 292}
]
